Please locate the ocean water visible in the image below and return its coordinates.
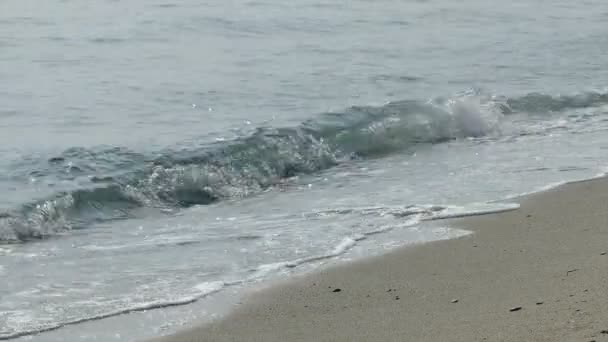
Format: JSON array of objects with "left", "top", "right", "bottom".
[{"left": 2, "top": 0, "right": 608, "bottom": 340}]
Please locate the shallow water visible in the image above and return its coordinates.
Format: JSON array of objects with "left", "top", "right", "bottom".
[{"left": 2, "top": 0, "right": 608, "bottom": 340}]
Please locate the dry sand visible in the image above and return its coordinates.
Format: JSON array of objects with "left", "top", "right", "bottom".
[{"left": 155, "top": 178, "right": 608, "bottom": 342}]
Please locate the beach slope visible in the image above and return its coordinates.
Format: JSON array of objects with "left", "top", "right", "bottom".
[{"left": 155, "top": 178, "right": 608, "bottom": 342}]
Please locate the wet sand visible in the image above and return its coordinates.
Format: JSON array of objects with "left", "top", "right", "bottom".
[{"left": 155, "top": 178, "right": 608, "bottom": 342}]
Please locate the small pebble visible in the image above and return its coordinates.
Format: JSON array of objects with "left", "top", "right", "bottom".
[
  {"left": 395, "top": 296, "right": 400, "bottom": 300},
  {"left": 601, "top": 252, "right": 606, "bottom": 256},
  {"left": 451, "top": 299, "right": 459, "bottom": 303},
  {"left": 509, "top": 306, "right": 522, "bottom": 312},
  {"left": 332, "top": 288, "right": 342, "bottom": 293},
  {"left": 536, "top": 302, "right": 544, "bottom": 305}
]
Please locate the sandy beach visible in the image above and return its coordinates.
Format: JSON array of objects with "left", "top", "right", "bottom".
[{"left": 155, "top": 177, "right": 608, "bottom": 342}]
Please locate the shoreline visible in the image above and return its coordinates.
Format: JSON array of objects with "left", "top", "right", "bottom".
[{"left": 153, "top": 176, "right": 608, "bottom": 342}]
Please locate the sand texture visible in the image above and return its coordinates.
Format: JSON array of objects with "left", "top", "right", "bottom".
[{"left": 155, "top": 178, "right": 608, "bottom": 342}]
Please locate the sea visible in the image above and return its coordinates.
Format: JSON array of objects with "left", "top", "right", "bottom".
[{"left": 2, "top": 0, "right": 608, "bottom": 340}]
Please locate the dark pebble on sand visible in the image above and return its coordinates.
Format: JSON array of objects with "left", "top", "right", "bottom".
[
  {"left": 451, "top": 299, "right": 459, "bottom": 303},
  {"left": 395, "top": 296, "right": 400, "bottom": 300},
  {"left": 509, "top": 306, "right": 522, "bottom": 312},
  {"left": 536, "top": 302, "right": 543, "bottom": 305},
  {"left": 332, "top": 288, "right": 342, "bottom": 293},
  {"left": 601, "top": 330, "right": 608, "bottom": 334}
]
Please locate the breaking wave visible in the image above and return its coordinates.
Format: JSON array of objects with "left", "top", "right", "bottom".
[{"left": 2, "top": 90, "right": 607, "bottom": 242}]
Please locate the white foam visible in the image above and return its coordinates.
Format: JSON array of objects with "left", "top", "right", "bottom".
[
  {"left": 363, "top": 219, "right": 421, "bottom": 236},
  {"left": 363, "top": 225, "right": 397, "bottom": 236},
  {"left": 431, "top": 226, "right": 472, "bottom": 239},
  {"left": 251, "top": 236, "right": 365, "bottom": 279},
  {"left": 447, "top": 95, "right": 503, "bottom": 138},
  {"left": 0, "top": 281, "right": 229, "bottom": 341},
  {"left": 426, "top": 202, "right": 520, "bottom": 220},
  {"left": 14, "top": 287, "right": 42, "bottom": 298},
  {"left": 307, "top": 205, "right": 442, "bottom": 221},
  {"left": 251, "top": 261, "right": 292, "bottom": 279},
  {"left": 331, "top": 236, "right": 361, "bottom": 253},
  {"left": 80, "top": 234, "right": 201, "bottom": 251},
  {"left": 311, "top": 202, "right": 520, "bottom": 222},
  {"left": 266, "top": 202, "right": 521, "bottom": 281},
  {"left": 594, "top": 167, "right": 608, "bottom": 178},
  {"left": 192, "top": 281, "right": 225, "bottom": 295},
  {"left": 1, "top": 199, "right": 527, "bottom": 341},
  {"left": 3, "top": 310, "right": 36, "bottom": 337}
]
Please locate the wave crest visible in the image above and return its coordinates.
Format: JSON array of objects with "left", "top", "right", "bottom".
[{"left": 2, "top": 90, "right": 607, "bottom": 242}]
